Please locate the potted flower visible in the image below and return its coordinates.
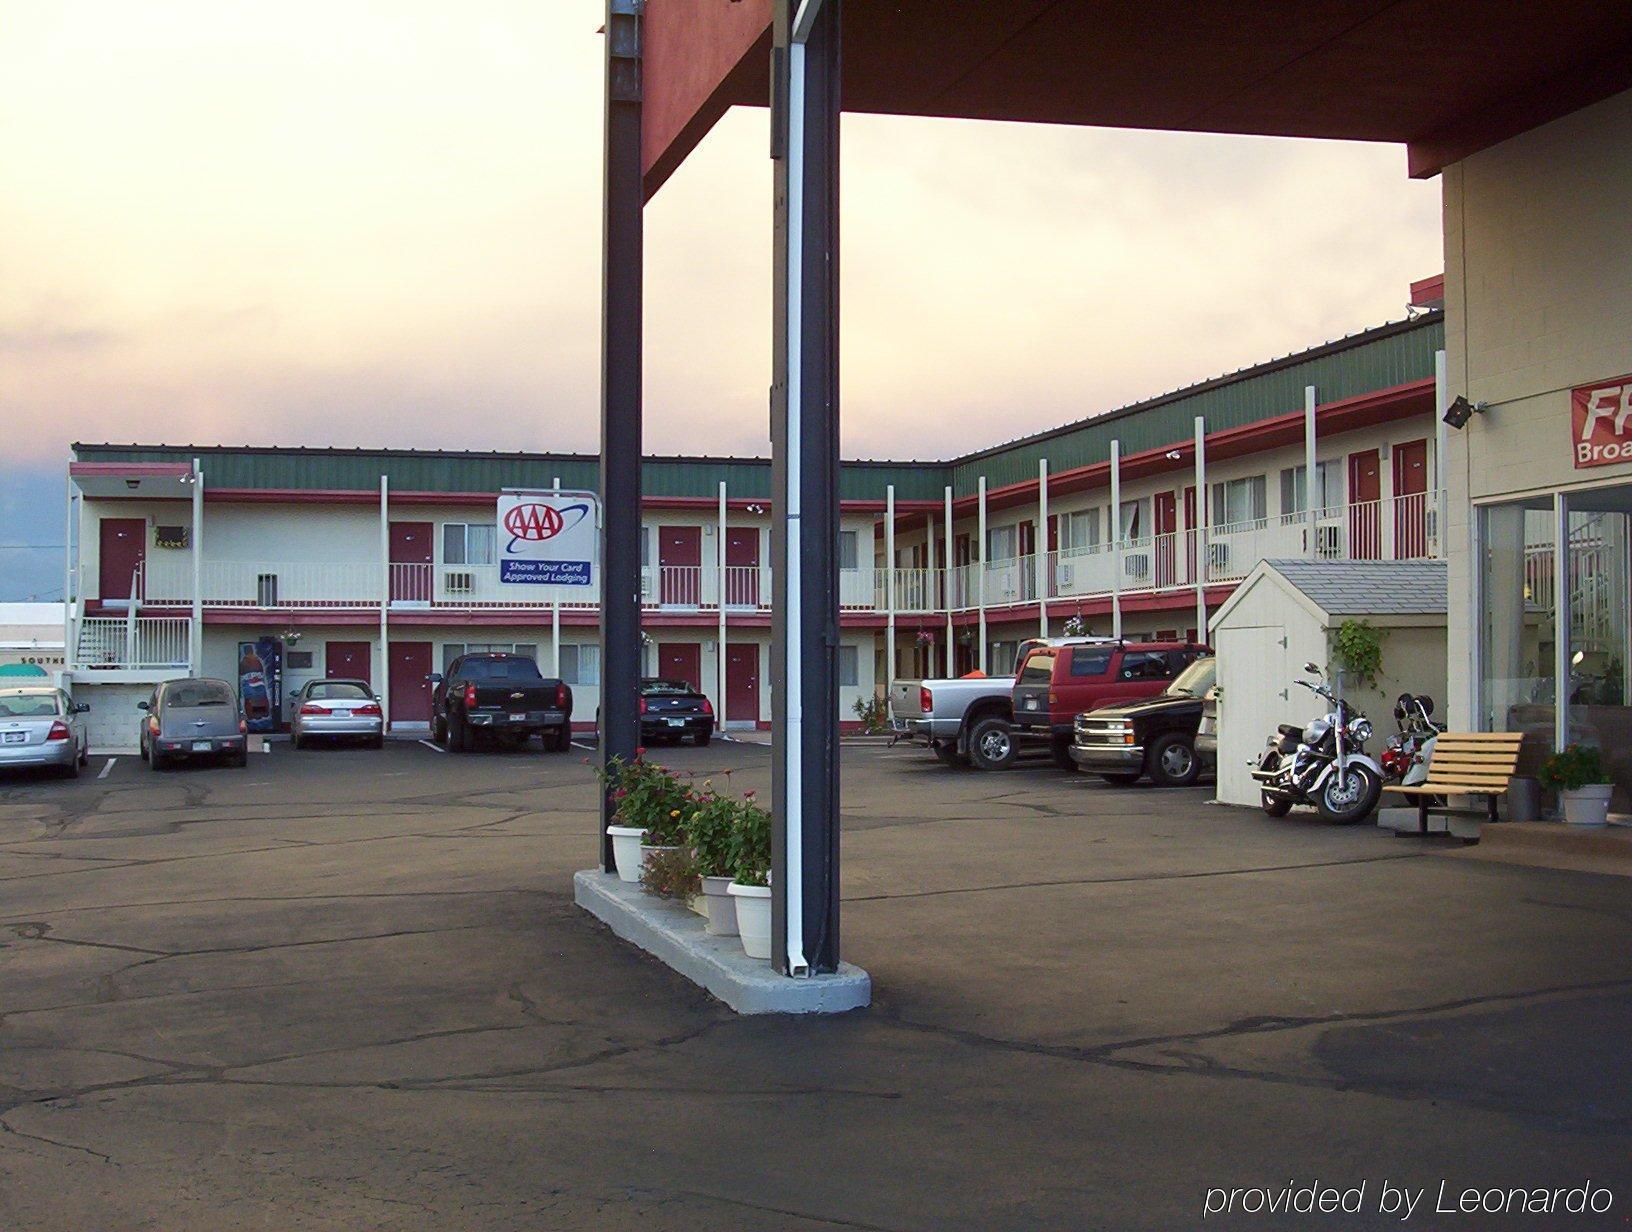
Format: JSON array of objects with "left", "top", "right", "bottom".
[
  {"left": 598, "top": 752, "right": 685, "bottom": 882},
  {"left": 726, "top": 791, "right": 773, "bottom": 959},
  {"left": 639, "top": 845, "right": 700, "bottom": 902},
  {"left": 1540, "top": 745, "right": 1614, "bottom": 827},
  {"left": 682, "top": 786, "right": 741, "bottom": 936}
]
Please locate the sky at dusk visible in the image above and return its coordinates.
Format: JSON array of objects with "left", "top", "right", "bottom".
[{"left": 0, "top": 1, "right": 1441, "bottom": 598}]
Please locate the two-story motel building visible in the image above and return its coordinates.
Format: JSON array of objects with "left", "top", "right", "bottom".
[{"left": 62, "top": 308, "right": 1449, "bottom": 750}]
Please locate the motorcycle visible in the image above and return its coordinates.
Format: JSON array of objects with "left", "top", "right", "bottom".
[
  {"left": 1380, "top": 693, "right": 1444, "bottom": 786},
  {"left": 1252, "top": 662, "right": 1384, "bottom": 824}
]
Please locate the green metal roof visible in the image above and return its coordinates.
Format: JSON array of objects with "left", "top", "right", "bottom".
[{"left": 75, "top": 312, "right": 1441, "bottom": 504}]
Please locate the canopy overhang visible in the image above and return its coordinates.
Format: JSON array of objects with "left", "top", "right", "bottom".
[{"left": 642, "top": 0, "right": 1632, "bottom": 197}]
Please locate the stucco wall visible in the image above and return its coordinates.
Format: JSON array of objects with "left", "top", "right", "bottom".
[{"left": 1443, "top": 87, "right": 1632, "bottom": 727}]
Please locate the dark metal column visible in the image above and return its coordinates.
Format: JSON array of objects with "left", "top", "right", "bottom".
[
  {"left": 599, "top": 0, "right": 643, "bottom": 873},
  {"left": 770, "top": 0, "right": 841, "bottom": 976}
]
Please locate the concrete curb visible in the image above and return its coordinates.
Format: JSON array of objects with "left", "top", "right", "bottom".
[{"left": 573, "top": 870, "right": 871, "bottom": 1015}]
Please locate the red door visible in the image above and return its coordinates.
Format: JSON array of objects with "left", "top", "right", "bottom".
[
  {"left": 725, "top": 527, "right": 759, "bottom": 607},
  {"left": 326, "top": 640, "right": 372, "bottom": 685},
  {"left": 1017, "top": 520, "right": 1036, "bottom": 599},
  {"left": 726, "top": 642, "right": 759, "bottom": 722},
  {"left": 1348, "top": 451, "right": 1381, "bottom": 559},
  {"left": 99, "top": 518, "right": 146, "bottom": 606},
  {"left": 390, "top": 522, "right": 433, "bottom": 602},
  {"left": 953, "top": 533, "right": 972, "bottom": 607},
  {"left": 659, "top": 525, "right": 702, "bottom": 605},
  {"left": 388, "top": 641, "right": 433, "bottom": 728},
  {"left": 658, "top": 642, "right": 702, "bottom": 691},
  {"left": 1153, "top": 491, "right": 1178, "bottom": 587},
  {"left": 1392, "top": 439, "right": 1430, "bottom": 559}
]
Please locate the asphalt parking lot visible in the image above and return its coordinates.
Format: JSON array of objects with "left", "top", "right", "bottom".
[{"left": 2, "top": 738, "right": 1630, "bottom": 1230}]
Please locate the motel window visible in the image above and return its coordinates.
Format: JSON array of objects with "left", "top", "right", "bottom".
[
  {"left": 1059, "top": 508, "right": 1101, "bottom": 555},
  {"left": 443, "top": 642, "right": 539, "bottom": 673},
  {"left": 1279, "top": 461, "right": 1342, "bottom": 517},
  {"left": 560, "top": 644, "right": 600, "bottom": 687},
  {"left": 986, "top": 524, "right": 1018, "bottom": 562},
  {"left": 1210, "top": 476, "right": 1267, "bottom": 529},
  {"left": 838, "top": 644, "right": 859, "bottom": 688},
  {"left": 1118, "top": 498, "right": 1148, "bottom": 543},
  {"left": 639, "top": 526, "right": 651, "bottom": 568},
  {"left": 988, "top": 640, "right": 1019, "bottom": 675},
  {"left": 838, "top": 529, "right": 859, "bottom": 571},
  {"left": 443, "top": 523, "right": 497, "bottom": 566}
]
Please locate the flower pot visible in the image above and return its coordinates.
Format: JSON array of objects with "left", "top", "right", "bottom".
[
  {"left": 701, "top": 875, "right": 738, "bottom": 937},
  {"left": 728, "top": 882, "right": 772, "bottom": 959},
  {"left": 686, "top": 893, "right": 708, "bottom": 917},
  {"left": 606, "top": 826, "right": 645, "bottom": 882},
  {"left": 637, "top": 843, "right": 681, "bottom": 894},
  {"left": 1560, "top": 784, "right": 1613, "bottom": 827}
]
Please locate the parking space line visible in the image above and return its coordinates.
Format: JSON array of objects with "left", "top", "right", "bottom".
[
  {"left": 97, "top": 758, "right": 116, "bottom": 779},
  {"left": 418, "top": 740, "right": 445, "bottom": 754},
  {"left": 571, "top": 741, "right": 595, "bottom": 751}
]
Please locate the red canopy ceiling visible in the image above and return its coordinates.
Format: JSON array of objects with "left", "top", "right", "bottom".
[{"left": 642, "top": 0, "right": 1632, "bottom": 198}]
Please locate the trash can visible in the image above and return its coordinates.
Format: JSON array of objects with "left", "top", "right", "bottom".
[{"left": 1506, "top": 776, "right": 1542, "bottom": 822}]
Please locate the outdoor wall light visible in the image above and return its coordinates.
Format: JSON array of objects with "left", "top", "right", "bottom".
[
  {"left": 1442, "top": 395, "right": 1488, "bottom": 430},
  {"left": 1165, "top": 450, "right": 1182, "bottom": 460},
  {"left": 745, "top": 503, "right": 766, "bottom": 514},
  {"left": 125, "top": 479, "right": 141, "bottom": 489}
]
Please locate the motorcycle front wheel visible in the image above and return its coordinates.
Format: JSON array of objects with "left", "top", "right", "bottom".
[
  {"left": 1261, "top": 792, "right": 1294, "bottom": 817},
  {"left": 1316, "top": 764, "right": 1381, "bottom": 824}
]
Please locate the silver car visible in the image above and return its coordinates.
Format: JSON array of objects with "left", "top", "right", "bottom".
[
  {"left": 139, "top": 678, "right": 248, "bottom": 769},
  {"left": 291, "top": 678, "right": 384, "bottom": 749},
  {"left": 0, "top": 686, "right": 90, "bottom": 778}
]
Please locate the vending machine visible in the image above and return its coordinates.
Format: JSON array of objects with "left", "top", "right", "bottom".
[{"left": 237, "top": 637, "right": 283, "bottom": 733}]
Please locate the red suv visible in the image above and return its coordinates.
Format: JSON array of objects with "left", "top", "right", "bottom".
[{"left": 1009, "top": 640, "right": 1207, "bottom": 770}]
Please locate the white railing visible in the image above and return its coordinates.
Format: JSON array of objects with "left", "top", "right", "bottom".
[
  {"left": 722, "top": 565, "right": 768, "bottom": 608},
  {"left": 190, "top": 560, "right": 383, "bottom": 609},
  {"left": 75, "top": 616, "right": 190, "bottom": 670},
  {"left": 840, "top": 566, "right": 875, "bottom": 610}
]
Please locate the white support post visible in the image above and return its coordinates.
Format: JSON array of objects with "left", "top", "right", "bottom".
[
  {"left": 976, "top": 476, "right": 988, "bottom": 672},
  {"left": 1193, "top": 419, "right": 1207, "bottom": 641},
  {"left": 1110, "top": 441, "right": 1123, "bottom": 639},
  {"left": 1553, "top": 492, "right": 1570, "bottom": 753},
  {"left": 717, "top": 479, "right": 728, "bottom": 717},
  {"left": 191, "top": 458, "right": 204, "bottom": 675},
  {"left": 62, "top": 474, "right": 74, "bottom": 675},
  {"left": 379, "top": 476, "right": 390, "bottom": 729},
  {"left": 1434, "top": 349, "right": 1448, "bottom": 556},
  {"left": 943, "top": 485, "right": 954, "bottom": 678},
  {"left": 1036, "top": 457, "right": 1049, "bottom": 638},
  {"left": 884, "top": 485, "right": 896, "bottom": 687},
  {"left": 1304, "top": 385, "right": 1319, "bottom": 558},
  {"left": 552, "top": 476, "right": 563, "bottom": 678}
]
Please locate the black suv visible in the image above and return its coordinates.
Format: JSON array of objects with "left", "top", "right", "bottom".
[{"left": 1069, "top": 655, "right": 1216, "bottom": 786}]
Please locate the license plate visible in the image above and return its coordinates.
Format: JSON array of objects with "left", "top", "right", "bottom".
[
  {"left": 2, "top": 731, "right": 25, "bottom": 745},
  {"left": 191, "top": 740, "right": 213, "bottom": 753},
  {"left": 509, "top": 713, "right": 528, "bottom": 723},
  {"left": 1025, "top": 698, "right": 1038, "bottom": 710},
  {"left": 666, "top": 718, "right": 686, "bottom": 727},
  {"left": 333, "top": 709, "right": 352, "bottom": 718}
]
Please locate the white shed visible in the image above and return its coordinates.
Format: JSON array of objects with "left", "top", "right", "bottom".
[{"left": 1209, "top": 560, "right": 1448, "bottom": 807}]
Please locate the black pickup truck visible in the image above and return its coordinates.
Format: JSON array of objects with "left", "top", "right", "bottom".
[
  {"left": 1069, "top": 655, "right": 1216, "bottom": 786},
  {"left": 430, "top": 653, "right": 573, "bottom": 752}
]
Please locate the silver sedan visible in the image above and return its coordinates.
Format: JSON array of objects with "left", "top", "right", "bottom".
[
  {"left": 291, "top": 679, "right": 384, "bottom": 749},
  {"left": 0, "top": 686, "right": 90, "bottom": 778}
]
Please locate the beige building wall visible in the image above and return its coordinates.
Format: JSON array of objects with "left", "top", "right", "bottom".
[{"left": 1442, "top": 88, "right": 1632, "bottom": 727}]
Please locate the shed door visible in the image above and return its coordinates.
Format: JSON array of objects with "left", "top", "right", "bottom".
[{"left": 1214, "top": 623, "right": 1287, "bottom": 807}]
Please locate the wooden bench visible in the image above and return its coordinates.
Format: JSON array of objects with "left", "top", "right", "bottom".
[{"left": 1382, "top": 732, "right": 1526, "bottom": 834}]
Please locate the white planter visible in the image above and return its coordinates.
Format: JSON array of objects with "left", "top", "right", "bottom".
[
  {"left": 701, "top": 875, "right": 738, "bottom": 937},
  {"left": 1560, "top": 784, "right": 1613, "bottom": 827},
  {"left": 637, "top": 843, "right": 682, "bottom": 894},
  {"left": 728, "top": 882, "right": 772, "bottom": 959},
  {"left": 606, "top": 826, "right": 645, "bottom": 882}
]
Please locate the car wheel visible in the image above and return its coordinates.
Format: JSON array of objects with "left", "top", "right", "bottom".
[
  {"left": 1100, "top": 772, "right": 1142, "bottom": 786},
  {"left": 432, "top": 716, "right": 448, "bottom": 745},
  {"left": 370, "top": 734, "right": 384, "bottom": 749},
  {"left": 450, "top": 714, "right": 472, "bottom": 753},
  {"left": 59, "top": 757, "right": 80, "bottom": 779},
  {"left": 1148, "top": 733, "right": 1201, "bottom": 787},
  {"left": 1261, "top": 791, "right": 1295, "bottom": 817},
  {"left": 932, "top": 741, "right": 966, "bottom": 768},
  {"left": 967, "top": 716, "right": 1017, "bottom": 771},
  {"left": 232, "top": 748, "right": 249, "bottom": 768},
  {"left": 149, "top": 748, "right": 165, "bottom": 772},
  {"left": 693, "top": 729, "right": 712, "bottom": 747},
  {"left": 1050, "top": 736, "right": 1079, "bottom": 772},
  {"left": 139, "top": 735, "right": 148, "bottom": 763}
]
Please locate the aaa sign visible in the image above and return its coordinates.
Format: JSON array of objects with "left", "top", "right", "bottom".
[
  {"left": 1572, "top": 374, "right": 1632, "bottom": 469},
  {"left": 497, "top": 490, "right": 599, "bottom": 586}
]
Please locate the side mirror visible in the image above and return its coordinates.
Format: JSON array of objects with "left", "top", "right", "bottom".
[
  {"left": 137, "top": 700, "right": 150, "bottom": 711},
  {"left": 427, "top": 673, "right": 443, "bottom": 685},
  {"left": 75, "top": 703, "right": 91, "bottom": 714},
  {"left": 1304, "top": 662, "right": 1321, "bottom": 674}
]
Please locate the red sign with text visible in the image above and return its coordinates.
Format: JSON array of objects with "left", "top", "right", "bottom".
[{"left": 1572, "top": 374, "right": 1632, "bottom": 469}]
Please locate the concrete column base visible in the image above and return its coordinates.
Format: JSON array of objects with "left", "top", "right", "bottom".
[{"left": 573, "top": 870, "right": 871, "bottom": 1015}]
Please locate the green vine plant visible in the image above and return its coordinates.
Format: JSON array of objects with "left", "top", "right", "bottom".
[{"left": 1330, "top": 619, "right": 1387, "bottom": 688}]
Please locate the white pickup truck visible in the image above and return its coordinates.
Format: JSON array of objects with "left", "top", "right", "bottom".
[{"left": 888, "top": 639, "right": 1046, "bottom": 770}]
